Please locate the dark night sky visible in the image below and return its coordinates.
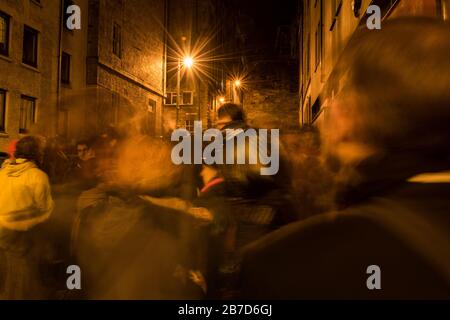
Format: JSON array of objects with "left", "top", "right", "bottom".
[{"left": 229, "top": 0, "right": 298, "bottom": 57}]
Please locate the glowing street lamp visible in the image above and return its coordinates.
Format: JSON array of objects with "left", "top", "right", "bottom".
[
  {"left": 232, "top": 79, "right": 243, "bottom": 103},
  {"left": 183, "top": 56, "right": 194, "bottom": 69},
  {"left": 176, "top": 55, "right": 195, "bottom": 127},
  {"left": 219, "top": 97, "right": 225, "bottom": 103}
]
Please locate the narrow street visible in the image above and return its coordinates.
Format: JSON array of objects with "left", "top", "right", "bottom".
[{"left": 0, "top": 0, "right": 450, "bottom": 305}]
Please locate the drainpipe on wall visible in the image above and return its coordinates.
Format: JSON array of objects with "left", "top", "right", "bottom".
[
  {"left": 56, "top": 0, "right": 64, "bottom": 137},
  {"left": 162, "top": 0, "right": 169, "bottom": 137}
]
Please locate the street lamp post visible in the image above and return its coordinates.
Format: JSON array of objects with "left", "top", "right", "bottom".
[
  {"left": 233, "top": 79, "right": 242, "bottom": 104},
  {"left": 176, "top": 58, "right": 181, "bottom": 128},
  {"left": 175, "top": 56, "right": 194, "bottom": 128}
]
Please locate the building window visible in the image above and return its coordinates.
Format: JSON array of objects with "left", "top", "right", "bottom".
[
  {"left": 185, "top": 113, "right": 197, "bottom": 133},
  {"left": 19, "top": 95, "right": 36, "bottom": 134},
  {"left": 148, "top": 99, "right": 156, "bottom": 113},
  {"left": 165, "top": 92, "right": 177, "bottom": 105},
  {"left": 312, "top": 96, "right": 321, "bottom": 121},
  {"left": 0, "top": 11, "right": 10, "bottom": 57},
  {"left": 113, "top": 23, "right": 122, "bottom": 58},
  {"left": 165, "top": 92, "right": 193, "bottom": 105},
  {"left": 182, "top": 91, "right": 193, "bottom": 105},
  {"left": 61, "top": 52, "right": 71, "bottom": 84},
  {"left": 315, "top": 0, "right": 323, "bottom": 71},
  {"left": 23, "top": 25, "right": 39, "bottom": 67},
  {"left": 0, "top": 89, "right": 6, "bottom": 132}
]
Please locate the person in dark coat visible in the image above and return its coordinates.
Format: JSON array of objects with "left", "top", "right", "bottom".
[
  {"left": 238, "top": 18, "right": 450, "bottom": 299},
  {"left": 216, "top": 103, "right": 297, "bottom": 230},
  {"left": 71, "top": 136, "right": 204, "bottom": 299}
]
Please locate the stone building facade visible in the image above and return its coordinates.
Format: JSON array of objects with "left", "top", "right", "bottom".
[
  {"left": 0, "top": 0, "right": 60, "bottom": 151},
  {"left": 163, "top": 0, "right": 227, "bottom": 133},
  {"left": 82, "top": 0, "right": 166, "bottom": 139},
  {"left": 0, "top": 0, "right": 167, "bottom": 152},
  {"left": 298, "top": 0, "right": 450, "bottom": 129}
]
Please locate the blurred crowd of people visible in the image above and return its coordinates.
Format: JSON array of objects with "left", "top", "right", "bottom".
[{"left": 0, "top": 18, "right": 449, "bottom": 299}]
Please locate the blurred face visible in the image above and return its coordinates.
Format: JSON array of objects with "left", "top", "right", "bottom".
[
  {"left": 77, "top": 144, "right": 92, "bottom": 161},
  {"left": 215, "top": 114, "right": 232, "bottom": 130},
  {"left": 322, "top": 92, "right": 377, "bottom": 166},
  {"left": 200, "top": 165, "right": 219, "bottom": 186}
]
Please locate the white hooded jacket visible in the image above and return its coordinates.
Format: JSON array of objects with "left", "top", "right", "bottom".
[{"left": 0, "top": 159, "right": 54, "bottom": 231}]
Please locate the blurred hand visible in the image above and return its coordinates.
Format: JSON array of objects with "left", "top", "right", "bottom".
[{"left": 188, "top": 207, "right": 213, "bottom": 222}]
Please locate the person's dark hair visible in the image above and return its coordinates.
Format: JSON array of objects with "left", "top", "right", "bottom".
[
  {"left": 14, "top": 136, "right": 42, "bottom": 164},
  {"left": 218, "top": 103, "right": 244, "bottom": 121},
  {"left": 337, "top": 18, "right": 450, "bottom": 159},
  {"left": 322, "top": 18, "right": 450, "bottom": 200}
]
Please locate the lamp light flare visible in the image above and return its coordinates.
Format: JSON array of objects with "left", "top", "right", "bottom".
[
  {"left": 234, "top": 80, "right": 241, "bottom": 87},
  {"left": 219, "top": 97, "right": 225, "bottom": 103},
  {"left": 183, "top": 56, "right": 194, "bottom": 68}
]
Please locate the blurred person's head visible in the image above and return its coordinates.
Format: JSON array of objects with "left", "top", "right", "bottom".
[
  {"left": 14, "top": 136, "right": 43, "bottom": 165},
  {"left": 53, "top": 135, "right": 66, "bottom": 150},
  {"left": 98, "top": 135, "right": 183, "bottom": 195},
  {"left": 200, "top": 164, "right": 222, "bottom": 186},
  {"left": 322, "top": 18, "right": 450, "bottom": 188},
  {"left": 100, "top": 125, "right": 122, "bottom": 149},
  {"left": 77, "top": 139, "right": 95, "bottom": 162},
  {"left": 217, "top": 103, "right": 245, "bottom": 129}
]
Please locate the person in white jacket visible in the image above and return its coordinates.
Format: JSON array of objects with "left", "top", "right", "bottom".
[
  {"left": 0, "top": 136, "right": 55, "bottom": 299},
  {"left": 0, "top": 136, "right": 54, "bottom": 231}
]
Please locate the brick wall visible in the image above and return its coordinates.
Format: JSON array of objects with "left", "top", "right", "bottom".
[
  {"left": 0, "top": 0, "right": 60, "bottom": 151},
  {"left": 244, "top": 86, "right": 300, "bottom": 131}
]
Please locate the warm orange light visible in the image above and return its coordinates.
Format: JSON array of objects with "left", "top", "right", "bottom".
[
  {"left": 234, "top": 80, "right": 241, "bottom": 87},
  {"left": 183, "top": 56, "right": 194, "bottom": 68},
  {"left": 219, "top": 97, "right": 225, "bottom": 103}
]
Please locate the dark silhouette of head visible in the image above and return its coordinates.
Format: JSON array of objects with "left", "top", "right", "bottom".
[
  {"left": 217, "top": 103, "right": 245, "bottom": 129},
  {"left": 14, "top": 136, "right": 42, "bottom": 164},
  {"left": 323, "top": 18, "right": 450, "bottom": 181}
]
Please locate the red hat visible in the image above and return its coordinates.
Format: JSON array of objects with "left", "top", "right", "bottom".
[{"left": 7, "top": 139, "right": 18, "bottom": 159}]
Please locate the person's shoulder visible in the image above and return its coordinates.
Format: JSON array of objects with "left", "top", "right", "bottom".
[
  {"left": 27, "top": 167, "right": 51, "bottom": 183},
  {"left": 241, "top": 208, "right": 385, "bottom": 258}
]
